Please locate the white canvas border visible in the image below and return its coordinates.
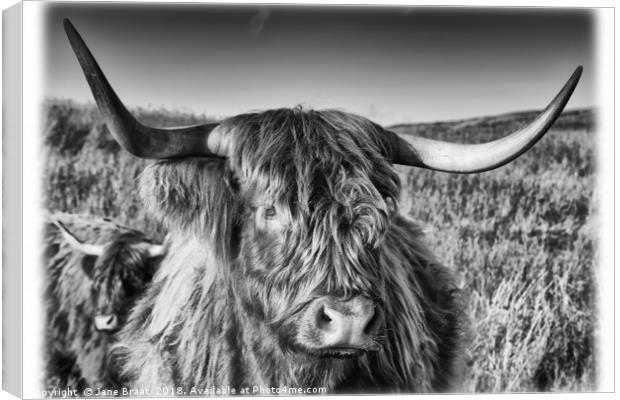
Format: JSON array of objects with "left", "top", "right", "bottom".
[{"left": 22, "top": 1, "right": 45, "bottom": 398}]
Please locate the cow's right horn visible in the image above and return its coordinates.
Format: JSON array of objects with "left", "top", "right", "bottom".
[{"left": 63, "top": 19, "right": 230, "bottom": 159}]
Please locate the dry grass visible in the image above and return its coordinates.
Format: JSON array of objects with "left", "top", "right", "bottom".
[{"left": 42, "top": 99, "right": 597, "bottom": 392}]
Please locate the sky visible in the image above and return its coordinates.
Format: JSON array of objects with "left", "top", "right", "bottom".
[{"left": 44, "top": 3, "right": 595, "bottom": 125}]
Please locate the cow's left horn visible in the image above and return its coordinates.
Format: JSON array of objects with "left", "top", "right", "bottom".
[
  {"left": 63, "top": 19, "right": 230, "bottom": 159},
  {"left": 385, "top": 66, "right": 582, "bottom": 173},
  {"left": 54, "top": 220, "right": 104, "bottom": 257}
]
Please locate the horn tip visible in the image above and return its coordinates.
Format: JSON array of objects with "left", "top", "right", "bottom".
[
  {"left": 63, "top": 18, "right": 83, "bottom": 46},
  {"left": 62, "top": 18, "right": 75, "bottom": 33},
  {"left": 53, "top": 219, "right": 66, "bottom": 231}
]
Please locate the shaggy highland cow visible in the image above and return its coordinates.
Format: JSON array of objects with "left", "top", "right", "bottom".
[
  {"left": 44, "top": 213, "right": 165, "bottom": 390},
  {"left": 63, "top": 19, "right": 582, "bottom": 393}
]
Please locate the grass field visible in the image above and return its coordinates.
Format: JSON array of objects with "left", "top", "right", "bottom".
[{"left": 42, "top": 99, "right": 597, "bottom": 392}]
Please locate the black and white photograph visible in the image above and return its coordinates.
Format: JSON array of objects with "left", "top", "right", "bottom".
[{"left": 2, "top": 1, "right": 613, "bottom": 397}]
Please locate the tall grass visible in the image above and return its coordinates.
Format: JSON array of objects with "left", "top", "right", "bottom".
[{"left": 42, "top": 99, "right": 596, "bottom": 392}]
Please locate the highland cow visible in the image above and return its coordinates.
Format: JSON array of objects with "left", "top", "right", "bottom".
[
  {"left": 44, "top": 213, "right": 165, "bottom": 390},
  {"left": 63, "top": 18, "right": 582, "bottom": 393}
]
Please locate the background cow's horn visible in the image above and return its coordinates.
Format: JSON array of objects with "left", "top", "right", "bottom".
[
  {"left": 54, "top": 220, "right": 105, "bottom": 257},
  {"left": 385, "top": 66, "right": 582, "bottom": 173},
  {"left": 132, "top": 243, "right": 167, "bottom": 258},
  {"left": 63, "top": 19, "right": 228, "bottom": 159}
]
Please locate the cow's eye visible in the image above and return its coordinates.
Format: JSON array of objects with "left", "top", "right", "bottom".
[{"left": 264, "top": 206, "right": 276, "bottom": 219}]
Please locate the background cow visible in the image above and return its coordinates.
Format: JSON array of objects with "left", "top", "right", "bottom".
[
  {"left": 62, "top": 19, "right": 582, "bottom": 393},
  {"left": 43, "top": 212, "right": 165, "bottom": 390}
]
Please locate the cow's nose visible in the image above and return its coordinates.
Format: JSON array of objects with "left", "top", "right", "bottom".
[
  {"left": 94, "top": 314, "right": 118, "bottom": 331},
  {"left": 315, "top": 296, "right": 382, "bottom": 350}
]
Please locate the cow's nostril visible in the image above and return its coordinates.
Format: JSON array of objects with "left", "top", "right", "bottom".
[
  {"left": 94, "top": 314, "right": 118, "bottom": 331},
  {"left": 320, "top": 309, "right": 332, "bottom": 323},
  {"left": 363, "top": 308, "right": 379, "bottom": 335}
]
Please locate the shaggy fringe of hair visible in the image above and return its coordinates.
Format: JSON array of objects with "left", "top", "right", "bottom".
[{"left": 228, "top": 108, "right": 401, "bottom": 320}]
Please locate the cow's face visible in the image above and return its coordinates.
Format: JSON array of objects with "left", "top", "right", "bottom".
[
  {"left": 54, "top": 221, "right": 163, "bottom": 332},
  {"left": 141, "top": 109, "right": 400, "bottom": 358},
  {"left": 225, "top": 109, "right": 400, "bottom": 358}
]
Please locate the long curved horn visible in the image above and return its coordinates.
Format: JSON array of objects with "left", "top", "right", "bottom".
[
  {"left": 63, "top": 19, "right": 229, "bottom": 159},
  {"left": 53, "top": 220, "right": 104, "bottom": 257},
  {"left": 385, "top": 66, "right": 582, "bottom": 173}
]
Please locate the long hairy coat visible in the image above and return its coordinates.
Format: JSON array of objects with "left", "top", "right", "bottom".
[
  {"left": 114, "top": 109, "right": 468, "bottom": 393},
  {"left": 43, "top": 213, "right": 162, "bottom": 390}
]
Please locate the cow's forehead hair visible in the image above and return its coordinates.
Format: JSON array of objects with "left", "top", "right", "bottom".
[
  {"left": 93, "top": 232, "right": 152, "bottom": 292},
  {"left": 222, "top": 107, "right": 400, "bottom": 208}
]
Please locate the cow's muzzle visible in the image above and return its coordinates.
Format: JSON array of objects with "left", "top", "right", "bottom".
[
  {"left": 94, "top": 314, "right": 118, "bottom": 331},
  {"left": 298, "top": 296, "right": 383, "bottom": 358}
]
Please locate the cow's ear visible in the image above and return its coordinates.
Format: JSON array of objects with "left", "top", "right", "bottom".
[
  {"left": 80, "top": 256, "right": 96, "bottom": 279},
  {"left": 139, "top": 158, "right": 237, "bottom": 261},
  {"left": 139, "top": 159, "right": 237, "bottom": 233}
]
